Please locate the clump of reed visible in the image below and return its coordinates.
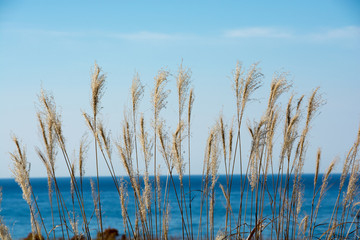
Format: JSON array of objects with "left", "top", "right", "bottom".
[{"left": 1, "top": 61, "right": 359, "bottom": 240}]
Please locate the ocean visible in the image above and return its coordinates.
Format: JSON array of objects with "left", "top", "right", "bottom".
[{"left": 0, "top": 174, "right": 358, "bottom": 239}]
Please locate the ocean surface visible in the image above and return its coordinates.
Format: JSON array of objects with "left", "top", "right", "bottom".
[{"left": 0, "top": 174, "right": 358, "bottom": 239}]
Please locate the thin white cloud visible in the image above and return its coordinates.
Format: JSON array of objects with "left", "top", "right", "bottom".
[
  {"left": 9, "top": 26, "right": 360, "bottom": 44},
  {"left": 224, "top": 27, "right": 292, "bottom": 38},
  {"left": 109, "top": 31, "right": 179, "bottom": 40},
  {"left": 308, "top": 26, "right": 360, "bottom": 41},
  {"left": 224, "top": 26, "right": 360, "bottom": 42},
  {"left": 11, "top": 28, "right": 189, "bottom": 41},
  {"left": 46, "top": 30, "right": 85, "bottom": 38},
  {"left": 12, "top": 28, "right": 85, "bottom": 38}
]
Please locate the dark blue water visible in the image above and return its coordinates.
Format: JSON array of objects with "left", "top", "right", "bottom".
[{"left": 0, "top": 174, "right": 358, "bottom": 239}]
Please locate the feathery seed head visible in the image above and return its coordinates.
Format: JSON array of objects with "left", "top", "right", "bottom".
[
  {"left": 263, "top": 107, "right": 280, "bottom": 178},
  {"left": 188, "top": 88, "right": 195, "bottom": 125},
  {"left": 266, "top": 107, "right": 279, "bottom": 154},
  {"left": 156, "top": 165, "right": 161, "bottom": 202},
  {"left": 158, "top": 122, "right": 172, "bottom": 170},
  {"left": 228, "top": 119, "right": 234, "bottom": 164},
  {"left": 163, "top": 203, "right": 170, "bottom": 240},
  {"left": 268, "top": 72, "right": 292, "bottom": 110},
  {"left": 117, "top": 143, "right": 133, "bottom": 179},
  {"left": 240, "top": 62, "right": 263, "bottom": 117},
  {"left": 152, "top": 69, "right": 170, "bottom": 122},
  {"left": 204, "top": 129, "right": 215, "bottom": 178},
  {"left": 232, "top": 61, "right": 244, "bottom": 115},
  {"left": 210, "top": 126, "right": 220, "bottom": 185},
  {"left": 285, "top": 95, "right": 295, "bottom": 131},
  {"left": 91, "top": 62, "right": 106, "bottom": 118},
  {"left": 312, "top": 158, "right": 337, "bottom": 227},
  {"left": 39, "top": 89, "right": 65, "bottom": 146},
  {"left": 172, "top": 122, "right": 185, "bottom": 180},
  {"left": 119, "top": 179, "right": 128, "bottom": 235},
  {"left": 219, "top": 115, "right": 227, "bottom": 161},
  {"left": 233, "top": 62, "right": 263, "bottom": 123},
  {"left": 314, "top": 149, "right": 321, "bottom": 187},
  {"left": 37, "top": 89, "right": 60, "bottom": 171},
  {"left": 117, "top": 116, "right": 135, "bottom": 179},
  {"left": 122, "top": 114, "right": 133, "bottom": 162},
  {"left": 83, "top": 112, "right": 95, "bottom": 133},
  {"left": 247, "top": 119, "right": 267, "bottom": 191},
  {"left": 10, "top": 136, "right": 32, "bottom": 206},
  {"left": 79, "top": 135, "right": 88, "bottom": 178},
  {"left": 344, "top": 161, "right": 359, "bottom": 207},
  {"left": 281, "top": 95, "right": 302, "bottom": 165},
  {"left": 340, "top": 125, "right": 360, "bottom": 190},
  {"left": 215, "top": 231, "right": 226, "bottom": 240},
  {"left": 305, "top": 87, "right": 324, "bottom": 129},
  {"left": 296, "top": 95, "right": 305, "bottom": 111},
  {"left": 297, "top": 189, "right": 304, "bottom": 215},
  {"left": 299, "top": 215, "right": 308, "bottom": 235},
  {"left": 176, "top": 62, "right": 192, "bottom": 118},
  {"left": 319, "top": 159, "right": 337, "bottom": 201},
  {"left": 131, "top": 72, "right": 144, "bottom": 115},
  {"left": 142, "top": 173, "right": 151, "bottom": 213},
  {"left": 90, "top": 179, "right": 100, "bottom": 224},
  {"left": 97, "top": 120, "right": 112, "bottom": 159},
  {"left": 69, "top": 218, "right": 79, "bottom": 237},
  {"left": 10, "top": 137, "right": 42, "bottom": 237},
  {"left": 70, "top": 159, "right": 76, "bottom": 196},
  {"left": 140, "top": 115, "right": 153, "bottom": 169}
]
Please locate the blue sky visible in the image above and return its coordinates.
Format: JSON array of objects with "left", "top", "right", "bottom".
[{"left": 1, "top": 0, "right": 360, "bottom": 178}]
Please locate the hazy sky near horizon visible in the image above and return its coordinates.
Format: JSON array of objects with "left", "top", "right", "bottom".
[{"left": 1, "top": 1, "right": 360, "bottom": 178}]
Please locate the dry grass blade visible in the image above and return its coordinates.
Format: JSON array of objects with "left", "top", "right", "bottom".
[
  {"left": 246, "top": 218, "right": 266, "bottom": 240},
  {"left": 219, "top": 184, "right": 233, "bottom": 213}
]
